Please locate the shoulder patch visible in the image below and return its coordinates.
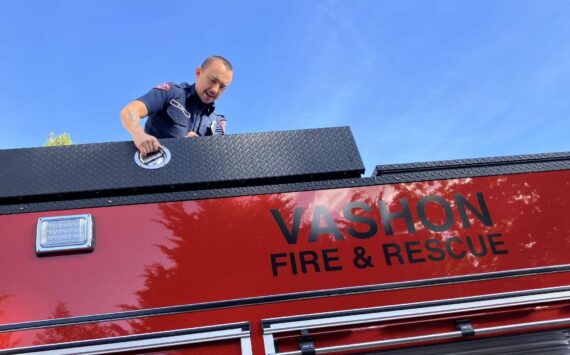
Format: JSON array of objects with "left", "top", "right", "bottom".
[{"left": 154, "top": 83, "right": 172, "bottom": 91}]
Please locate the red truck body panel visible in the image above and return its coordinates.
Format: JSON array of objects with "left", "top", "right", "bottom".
[
  {"left": 2, "top": 168, "right": 570, "bottom": 353},
  {"left": 2, "top": 128, "right": 570, "bottom": 353}
]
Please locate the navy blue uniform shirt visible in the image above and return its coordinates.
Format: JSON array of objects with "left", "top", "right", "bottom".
[{"left": 137, "top": 82, "right": 226, "bottom": 139}]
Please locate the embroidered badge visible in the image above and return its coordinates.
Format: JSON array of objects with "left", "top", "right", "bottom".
[
  {"left": 169, "top": 99, "right": 191, "bottom": 118},
  {"left": 154, "top": 83, "right": 172, "bottom": 91},
  {"left": 219, "top": 118, "right": 227, "bottom": 134}
]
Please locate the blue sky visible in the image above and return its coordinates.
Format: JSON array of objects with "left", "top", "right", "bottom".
[{"left": 1, "top": 1, "right": 569, "bottom": 174}]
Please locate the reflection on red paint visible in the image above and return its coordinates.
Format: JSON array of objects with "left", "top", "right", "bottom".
[{"left": 1, "top": 170, "right": 570, "bottom": 352}]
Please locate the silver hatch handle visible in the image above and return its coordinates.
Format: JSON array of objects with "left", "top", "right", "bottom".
[{"left": 134, "top": 146, "right": 171, "bottom": 169}]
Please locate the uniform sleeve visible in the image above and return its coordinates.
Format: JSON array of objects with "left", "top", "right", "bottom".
[
  {"left": 136, "top": 83, "right": 176, "bottom": 116},
  {"left": 214, "top": 114, "right": 227, "bottom": 135}
]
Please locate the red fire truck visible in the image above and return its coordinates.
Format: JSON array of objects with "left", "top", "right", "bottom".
[{"left": 1, "top": 127, "right": 570, "bottom": 354}]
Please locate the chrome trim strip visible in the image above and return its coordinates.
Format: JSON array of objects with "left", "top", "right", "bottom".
[
  {"left": 476, "top": 317, "right": 570, "bottom": 335},
  {"left": 0, "top": 322, "right": 250, "bottom": 355},
  {"left": 263, "top": 287, "right": 570, "bottom": 333},
  {"left": 3, "top": 265, "right": 570, "bottom": 333},
  {"left": 270, "top": 318, "right": 570, "bottom": 355},
  {"left": 240, "top": 336, "right": 253, "bottom": 355},
  {"left": 271, "top": 331, "right": 463, "bottom": 355},
  {"left": 264, "top": 334, "right": 277, "bottom": 354}
]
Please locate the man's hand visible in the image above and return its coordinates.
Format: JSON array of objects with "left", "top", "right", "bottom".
[
  {"left": 187, "top": 131, "right": 199, "bottom": 138},
  {"left": 134, "top": 130, "right": 161, "bottom": 156}
]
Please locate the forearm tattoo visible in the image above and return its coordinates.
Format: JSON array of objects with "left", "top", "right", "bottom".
[{"left": 127, "top": 111, "right": 139, "bottom": 122}]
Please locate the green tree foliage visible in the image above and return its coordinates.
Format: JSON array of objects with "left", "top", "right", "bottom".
[{"left": 44, "top": 132, "right": 73, "bottom": 146}]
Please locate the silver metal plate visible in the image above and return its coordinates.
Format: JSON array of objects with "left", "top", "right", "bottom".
[{"left": 4, "top": 322, "right": 252, "bottom": 355}]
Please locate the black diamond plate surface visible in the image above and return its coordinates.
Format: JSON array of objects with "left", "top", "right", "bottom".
[
  {"left": 0, "top": 178, "right": 378, "bottom": 215},
  {"left": 3, "top": 138, "right": 570, "bottom": 215},
  {"left": 373, "top": 151, "right": 570, "bottom": 176},
  {"left": 0, "top": 127, "right": 364, "bottom": 204},
  {"left": 3, "top": 151, "right": 570, "bottom": 215},
  {"left": 373, "top": 151, "right": 570, "bottom": 185}
]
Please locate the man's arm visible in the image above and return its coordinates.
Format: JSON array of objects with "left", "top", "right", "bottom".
[{"left": 120, "top": 100, "right": 161, "bottom": 156}]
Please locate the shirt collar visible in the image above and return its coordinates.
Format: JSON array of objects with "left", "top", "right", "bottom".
[{"left": 187, "top": 84, "right": 215, "bottom": 115}]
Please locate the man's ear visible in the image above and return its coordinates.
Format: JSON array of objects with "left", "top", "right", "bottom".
[{"left": 195, "top": 66, "right": 201, "bottom": 79}]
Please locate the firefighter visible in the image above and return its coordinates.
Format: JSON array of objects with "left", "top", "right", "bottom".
[{"left": 120, "top": 55, "right": 233, "bottom": 156}]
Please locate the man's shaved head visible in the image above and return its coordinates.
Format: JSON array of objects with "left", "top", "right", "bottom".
[
  {"left": 195, "top": 55, "right": 233, "bottom": 104},
  {"left": 201, "top": 55, "right": 233, "bottom": 71}
]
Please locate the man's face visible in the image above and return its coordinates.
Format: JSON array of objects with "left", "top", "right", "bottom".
[{"left": 195, "top": 59, "right": 233, "bottom": 104}]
